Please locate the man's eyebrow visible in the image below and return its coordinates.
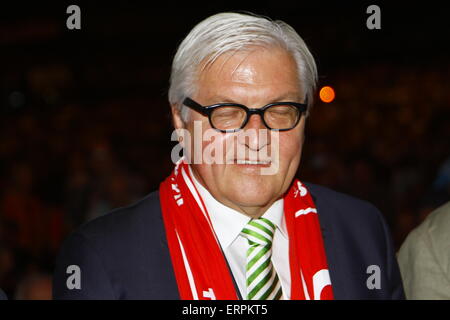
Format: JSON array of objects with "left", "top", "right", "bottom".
[
  {"left": 207, "top": 95, "right": 240, "bottom": 104},
  {"left": 207, "top": 92, "right": 303, "bottom": 105},
  {"left": 270, "top": 92, "right": 303, "bottom": 102}
]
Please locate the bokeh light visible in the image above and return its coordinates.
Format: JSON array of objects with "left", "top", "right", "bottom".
[{"left": 319, "top": 86, "right": 335, "bottom": 103}]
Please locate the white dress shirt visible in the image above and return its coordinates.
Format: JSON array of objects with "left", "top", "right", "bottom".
[{"left": 189, "top": 167, "right": 291, "bottom": 299}]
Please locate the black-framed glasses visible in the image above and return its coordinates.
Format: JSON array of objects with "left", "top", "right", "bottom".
[{"left": 183, "top": 97, "right": 308, "bottom": 133}]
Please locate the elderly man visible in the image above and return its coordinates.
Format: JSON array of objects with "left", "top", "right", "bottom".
[{"left": 53, "top": 12, "right": 404, "bottom": 300}]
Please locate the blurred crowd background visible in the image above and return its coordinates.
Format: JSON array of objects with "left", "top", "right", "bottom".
[{"left": 1, "top": 2, "right": 449, "bottom": 299}]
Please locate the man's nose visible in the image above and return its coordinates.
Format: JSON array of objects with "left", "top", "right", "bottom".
[{"left": 238, "top": 114, "right": 270, "bottom": 151}]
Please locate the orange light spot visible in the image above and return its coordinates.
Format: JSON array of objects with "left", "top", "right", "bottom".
[{"left": 319, "top": 86, "right": 335, "bottom": 103}]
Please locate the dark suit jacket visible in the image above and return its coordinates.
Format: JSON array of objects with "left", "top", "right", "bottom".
[{"left": 53, "top": 183, "right": 405, "bottom": 299}]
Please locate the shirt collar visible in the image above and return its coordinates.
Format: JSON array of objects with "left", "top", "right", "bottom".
[{"left": 188, "top": 166, "right": 288, "bottom": 249}]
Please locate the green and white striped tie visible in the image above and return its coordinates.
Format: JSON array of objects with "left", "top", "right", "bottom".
[{"left": 241, "top": 217, "right": 283, "bottom": 300}]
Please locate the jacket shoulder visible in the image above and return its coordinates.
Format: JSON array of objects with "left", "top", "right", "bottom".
[
  {"left": 75, "top": 190, "right": 162, "bottom": 243},
  {"left": 305, "top": 182, "right": 383, "bottom": 223},
  {"left": 400, "top": 201, "right": 450, "bottom": 254},
  {"left": 397, "top": 202, "right": 450, "bottom": 299},
  {"left": 53, "top": 190, "right": 178, "bottom": 299},
  {"left": 420, "top": 201, "right": 450, "bottom": 249},
  {"left": 305, "top": 182, "right": 404, "bottom": 299}
]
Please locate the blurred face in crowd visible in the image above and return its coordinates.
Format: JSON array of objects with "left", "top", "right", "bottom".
[{"left": 172, "top": 46, "right": 306, "bottom": 218}]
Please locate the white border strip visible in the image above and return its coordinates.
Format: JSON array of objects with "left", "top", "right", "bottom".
[
  {"left": 295, "top": 207, "right": 317, "bottom": 218},
  {"left": 176, "top": 230, "right": 199, "bottom": 300},
  {"left": 181, "top": 167, "right": 206, "bottom": 215},
  {"left": 181, "top": 166, "right": 217, "bottom": 240},
  {"left": 300, "top": 269, "right": 311, "bottom": 300}
]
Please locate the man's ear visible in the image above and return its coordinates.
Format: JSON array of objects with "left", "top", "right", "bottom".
[
  {"left": 171, "top": 104, "right": 188, "bottom": 148},
  {"left": 171, "top": 104, "right": 185, "bottom": 130}
]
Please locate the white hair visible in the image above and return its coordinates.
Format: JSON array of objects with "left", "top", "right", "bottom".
[{"left": 168, "top": 12, "right": 318, "bottom": 120}]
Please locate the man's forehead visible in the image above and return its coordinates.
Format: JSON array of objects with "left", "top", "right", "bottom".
[
  {"left": 200, "top": 48, "right": 298, "bottom": 80},
  {"left": 196, "top": 48, "right": 302, "bottom": 103}
]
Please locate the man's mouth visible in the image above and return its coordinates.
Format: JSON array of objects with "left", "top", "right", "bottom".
[{"left": 235, "top": 159, "right": 271, "bottom": 165}]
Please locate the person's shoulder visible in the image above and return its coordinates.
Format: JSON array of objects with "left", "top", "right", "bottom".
[
  {"left": 422, "top": 201, "right": 450, "bottom": 234},
  {"left": 53, "top": 190, "right": 173, "bottom": 299},
  {"left": 407, "top": 201, "right": 450, "bottom": 250},
  {"left": 70, "top": 190, "right": 162, "bottom": 246},
  {"left": 304, "top": 182, "right": 382, "bottom": 221}
]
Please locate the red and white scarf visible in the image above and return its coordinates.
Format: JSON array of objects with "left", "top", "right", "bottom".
[{"left": 159, "top": 159, "right": 333, "bottom": 300}]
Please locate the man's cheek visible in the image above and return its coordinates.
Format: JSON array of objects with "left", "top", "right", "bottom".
[{"left": 280, "top": 139, "right": 301, "bottom": 166}]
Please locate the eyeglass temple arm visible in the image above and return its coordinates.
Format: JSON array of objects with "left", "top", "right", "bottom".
[{"left": 183, "top": 97, "right": 209, "bottom": 115}]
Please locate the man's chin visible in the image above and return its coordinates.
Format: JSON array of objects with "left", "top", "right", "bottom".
[{"left": 225, "top": 190, "right": 276, "bottom": 211}]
